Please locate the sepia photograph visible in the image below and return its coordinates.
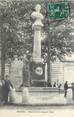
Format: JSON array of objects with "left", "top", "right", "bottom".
[{"left": 0, "top": 0, "right": 74, "bottom": 117}]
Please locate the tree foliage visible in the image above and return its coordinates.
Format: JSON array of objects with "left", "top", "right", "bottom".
[{"left": 0, "top": 0, "right": 74, "bottom": 63}]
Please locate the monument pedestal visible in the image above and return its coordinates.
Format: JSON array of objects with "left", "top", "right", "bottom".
[
  {"left": 30, "top": 4, "right": 46, "bottom": 87},
  {"left": 30, "top": 61, "right": 46, "bottom": 87}
]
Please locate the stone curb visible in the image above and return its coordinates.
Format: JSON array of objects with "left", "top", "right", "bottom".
[{"left": 7, "top": 103, "right": 74, "bottom": 106}]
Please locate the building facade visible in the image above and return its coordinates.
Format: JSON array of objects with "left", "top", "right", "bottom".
[{"left": 50, "top": 56, "right": 74, "bottom": 86}]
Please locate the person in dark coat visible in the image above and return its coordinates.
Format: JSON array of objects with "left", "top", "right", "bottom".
[
  {"left": 0, "top": 79, "right": 3, "bottom": 106},
  {"left": 1, "top": 79, "right": 6, "bottom": 104},
  {"left": 53, "top": 82, "right": 56, "bottom": 87},
  {"left": 58, "top": 84, "right": 62, "bottom": 94},
  {"left": 4, "top": 75, "right": 13, "bottom": 104},
  {"left": 1, "top": 75, "right": 13, "bottom": 104},
  {"left": 47, "top": 82, "right": 52, "bottom": 87},
  {"left": 64, "top": 81, "right": 68, "bottom": 97}
]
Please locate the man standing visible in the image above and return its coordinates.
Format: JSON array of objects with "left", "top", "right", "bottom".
[
  {"left": 4, "top": 75, "right": 13, "bottom": 104},
  {"left": 1, "top": 79, "right": 6, "bottom": 105},
  {"left": 64, "top": 81, "right": 68, "bottom": 97},
  {"left": 0, "top": 79, "right": 3, "bottom": 106}
]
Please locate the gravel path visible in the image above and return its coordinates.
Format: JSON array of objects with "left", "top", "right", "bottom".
[{"left": 0, "top": 104, "right": 74, "bottom": 110}]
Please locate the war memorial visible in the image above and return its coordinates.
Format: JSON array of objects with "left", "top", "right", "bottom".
[
  {"left": 7, "top": 3, "right": 74, "bottom": 105},
  {"left": 0, "top": 1, "right": 74, "bottom": 105}
]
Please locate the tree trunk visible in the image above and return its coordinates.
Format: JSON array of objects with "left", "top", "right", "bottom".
[
  {"left": 47, "top": 21, "right": 51, "bottom": 83},
  {"left": 1, "top": 43, "right": 5, "bottom": 79},
  {"left": 47, "top": 37, "right": 51, "bottom": 83},
  {"left": 0, "top": 10, "right": 1, "bottom": 79},
  {"left": 0, "top": 10, "right": 6, "bottom": 79}
]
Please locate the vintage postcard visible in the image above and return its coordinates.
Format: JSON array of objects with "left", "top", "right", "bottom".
[{"left": 0, "top": 0, "right": 74, "bottom": 117}]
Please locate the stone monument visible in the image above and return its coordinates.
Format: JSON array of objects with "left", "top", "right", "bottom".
[
  {"left": 31, "top": 4, "right": 44, "bottom": 62},
  {"left": 66, "top": 88, "right": 72, "bottom": 103},
  {"left": 22, "top": 88, "right": 29, "bottom": 104},
  {"left": 30, "top": 4, "right": 46, "bottom": 87}
]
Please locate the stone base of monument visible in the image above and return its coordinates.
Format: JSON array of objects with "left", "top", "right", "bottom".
[
  {"left": 9, "top": 88, "right": 22, "bottom": 104},
  {"left": 10, "top": 87, "right": 67, "bottom": 105},
  {"left": 30, "top": 61, "right": 45, "bottom": 87},
  {"left": 22, "top": 88, "right": 29, "bottom": 104},
  {"left": 28, "top": 87, "right": 67, "bottom": 105},
  {"left": 66, "top": 88, "right": 73, "bottom": 103},
  {"left": 29, "top": 94, "right": 67, "bottom": 105},
  {"left": 31, "top": 80, "right": 47, "bottom": 87}
]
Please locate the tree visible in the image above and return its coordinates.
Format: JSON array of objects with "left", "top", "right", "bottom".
[{"left": 0, "top": 0, "right": 74, "bottom": 79}]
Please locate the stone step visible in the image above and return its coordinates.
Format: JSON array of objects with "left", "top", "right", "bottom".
[
  {"left": 17, "top": 87, "right": 64, "bottom": 93},
  {"left": 9, "top": 87, "right": 67, "bottom": 105}
]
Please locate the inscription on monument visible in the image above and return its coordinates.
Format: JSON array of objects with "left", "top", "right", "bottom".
[{"left": 35, "top": 67, "right": 43, "bottom": 76}]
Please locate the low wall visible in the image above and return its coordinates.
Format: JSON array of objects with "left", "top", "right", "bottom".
[
  {"left": 9, "top": 87, "right": 66, "bottom": 105},
  {"left": 16, "top": 87, "right": 64, "bottom": 100}
]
